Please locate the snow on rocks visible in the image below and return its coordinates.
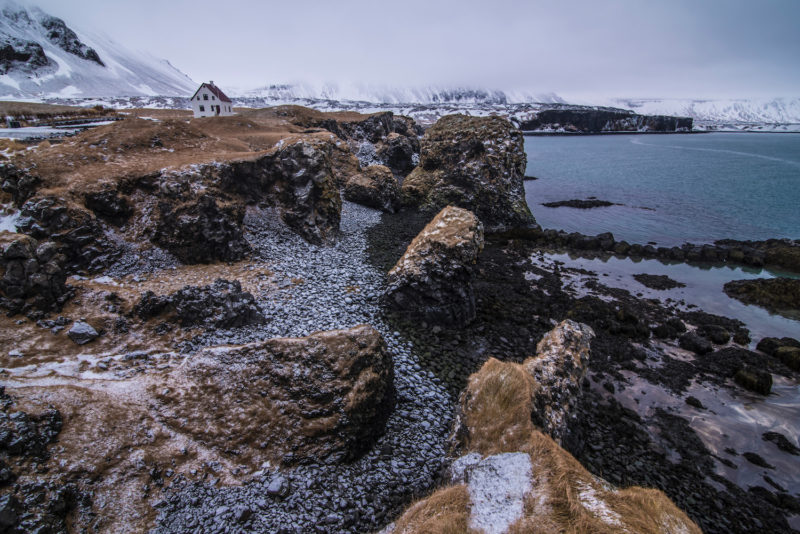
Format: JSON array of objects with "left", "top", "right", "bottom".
[{"left": 450, "top": 452, "right": 533, "bottom": 534}]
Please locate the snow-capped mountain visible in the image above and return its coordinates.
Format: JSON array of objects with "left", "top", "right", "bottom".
[
  {"left": 0, "top": 1, "right": 196, "bottom": 98},
  {"left": 234, "top": 82, "right": 566, "bottom": 106},
  {"left": 608, "top": 97, "right": 800, "bottom": 126}
]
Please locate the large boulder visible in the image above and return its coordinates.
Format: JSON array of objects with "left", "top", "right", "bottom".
[
  {"left": 135, "top": 278, "right": 265, "bottom": 329},
  {"left": 385, "top": 206, "right": 484, "bottom": 326},
  {"left": 0, "top": 234, "right": 70, "bottom": 316},
  {"left": 152, "top": 325, "right": 394, "bottom": 465},
  {"left": 376, "top": 132, "right": 419, "bottom": 177},
  {"left": 524, "top": 320, "right": 595, "bottom": 444},
  {"left": 401, "top": 115, "right": 536, "bottom": 232},
  {"left": 153, "top": 193, "right": 249, "bottom": 264},
  {"left": 343, "top": 165, "right": 400, "bottom": 213}
]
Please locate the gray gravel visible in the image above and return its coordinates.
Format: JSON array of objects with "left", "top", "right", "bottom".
[{"left": 151, "top": 201, "right": 454, "bottom": 534}]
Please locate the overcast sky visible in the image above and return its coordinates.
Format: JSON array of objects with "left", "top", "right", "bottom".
[{"left": 27, "top": 0, "right": 800, "bottom": 100}]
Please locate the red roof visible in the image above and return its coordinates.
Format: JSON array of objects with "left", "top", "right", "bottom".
[{"left": 191, "top": 82, "right": 232, "bottom": 103}]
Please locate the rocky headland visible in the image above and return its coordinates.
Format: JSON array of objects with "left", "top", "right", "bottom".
[
  {"left": 0, "top": 104, "right": 798, "bottom": 534},
  {"left": 516, "top": 107, "right": 693, "bottom": 134}
]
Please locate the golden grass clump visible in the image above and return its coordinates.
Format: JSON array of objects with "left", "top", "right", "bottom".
[
  {"left": 391, "top": 485, "right": 477, "bottom": 534},
  {"left": 460, "top": 357, "right": 539, "bottom": 455}
]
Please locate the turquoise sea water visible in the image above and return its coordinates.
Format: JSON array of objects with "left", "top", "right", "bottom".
[{"left": 524, "top": 133, "right": 800, "bottom": 246}]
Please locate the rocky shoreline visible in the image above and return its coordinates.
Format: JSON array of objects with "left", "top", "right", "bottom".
[{"left": 0, "top": 106, "right": 798, "bottom": 533}]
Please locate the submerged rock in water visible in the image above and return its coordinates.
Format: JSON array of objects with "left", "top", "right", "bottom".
[
  {"left": 152, "top": 324, "right": 394, "bottom": 465},
  {"left": 343, "top": 165, "right": 400, "bottom": 213},
  {"left": 632, "top": 273, "right": 686, "bottom": 290},
  {"left": 723, "top": 277, "right": 800, "bottom": 319},
  {"left": 400, "top": 115, "right": 536, "bottom": 232},
  {"left": 384, "top": 206, "right": 484, "bottom": 326},
  {"left": 541, "top": 199, "right": 619, "bottom": 209}
]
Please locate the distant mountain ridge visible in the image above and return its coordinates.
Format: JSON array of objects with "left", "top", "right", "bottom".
[
  {"left": 234, "top": 83, "right": 566, "bottom": 106},
  {"left": 0, "top": 1, "right": 195, "bottom": 98},
  {"left": 608, "top": 97, "right": 800, "bottom": 126}
]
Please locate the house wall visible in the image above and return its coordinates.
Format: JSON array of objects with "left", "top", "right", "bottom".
[{"left": 190, "top": 87, "right": 235, "bottom": 118}]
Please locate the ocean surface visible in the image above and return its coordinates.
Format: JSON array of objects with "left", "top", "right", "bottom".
[
  {"left": 523, "top": 133, "right": 800, "bottom": 507},
  {"left": 524, "top": 133, "right": 800, "bottom": 246}
]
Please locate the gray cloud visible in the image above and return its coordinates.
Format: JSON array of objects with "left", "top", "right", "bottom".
[{"left": 29, "top": 0, "right": 800, "bottom": 99}]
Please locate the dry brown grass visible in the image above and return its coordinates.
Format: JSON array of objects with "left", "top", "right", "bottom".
[
  {"left": 5, "top": 108, "right": 345, "bottom": 201},
  {"left": 455, "top": 356, "right": 702, "bottom": 534},
  {"left": 460, "top": 357, "right": 539, "bottom": 455},
  {"left": 0, "top": 101, "right": 117, "bottom": 125},
  {"left": 391, "top": 485, "right": 477, "bottom": 534}
]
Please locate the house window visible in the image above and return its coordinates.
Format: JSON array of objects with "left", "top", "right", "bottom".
[
  {"left": 203, "top": 94, "right": 208, "bottom": 100},
  {"left": 199, "top": 105, "right": 205, "bottom": 111}
]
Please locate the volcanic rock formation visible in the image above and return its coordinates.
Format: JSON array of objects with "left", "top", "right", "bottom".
[
  {"left": 401, "top": 114, "right": 536, "bottom": 231},
  {"left": 385, "top": 206, "right": 484, "bottom": 326}
]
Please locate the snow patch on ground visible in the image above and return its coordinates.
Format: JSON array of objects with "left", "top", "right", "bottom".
[
  {"left": 450, "top": 452, "right": 533, "bottom": 534},
  {"left": 0, "top": 208, "right": 19, "bottom": 232},
  {"left": 578, "top": 482, "right": 623, "bottom": 527}
]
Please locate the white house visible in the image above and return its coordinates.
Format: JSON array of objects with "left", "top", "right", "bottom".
[{"left": 190, "top": 81, "right": 234, "bottom": 118}]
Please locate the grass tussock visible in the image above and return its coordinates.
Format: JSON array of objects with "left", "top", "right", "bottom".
[
  {"left": 391, "top": 484, "right": 477, "bottom": 534},
  {"left": 452, "top": 355, "right": 703, "bottom": 534},
  {"left": 460, "top": 357, "right": 539, "bottom": 455}
]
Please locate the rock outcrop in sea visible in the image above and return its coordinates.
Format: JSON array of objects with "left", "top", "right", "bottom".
[
  {"left": 401, "top": 114, "right": 537, "bottom": 232},
  {"left": 517, "top": 107, "right": 693, "bottom": 133}
]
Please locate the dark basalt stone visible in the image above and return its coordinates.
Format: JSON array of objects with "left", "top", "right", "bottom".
[
  {"left": 633, "top": 273, "right": 686, "bottom": 290},
  {"left": 135, "top": 279, "right": 265, "bottom": 329},
  {"left": 679, "top": 332, "right": 713, "bottom": 355},
  {"left": 153, "top": 194, "right": 249, "bottom": 264},
  {"left": 542, "top": 199, "right": 619, "bottom": 209}
]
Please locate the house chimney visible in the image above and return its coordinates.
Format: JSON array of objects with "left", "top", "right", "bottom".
[{"left": 210, "top": 80, "right": 214, "bottom": 85}]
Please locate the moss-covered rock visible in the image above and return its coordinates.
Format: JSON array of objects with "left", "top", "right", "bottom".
[
  {"left": 723, "top": 277, "right": 800, "bottom": 319},
  {"left": 385, "top": 206, "right": 484, "bottom": 326},
  {"left": 400, "top": 115, "right": 537, "bottom": 232},
  {"left": 343, "top": 165, "right": 400, "bottom": 213}
]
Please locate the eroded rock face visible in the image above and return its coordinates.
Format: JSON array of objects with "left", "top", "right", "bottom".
[
  {"left": 135, "top": 278, "right": 265, "bottom": 329},
  {"left": 385, "top": 206, "right": 484, "bottom": 326},
  {"left": 0, "top": 234, "right": 70, "bottom": 316},
  {"left": 376, "top": 132, "right": 419, "bottom": 177},
  {"left": 153, "top": 194, "right": 249, "bottom": 264},
  {"left": 16, "top": 196, "right": 112, "bottom": 270},
  {"left": 214, "top": 138, "right": 342, "bottom": 244},
  {"left": 152, "top": 325, "right": 394, "bottom": 465},
  {"left": 343, "top": 165, "right": 400, "bottom": 213},
  {"left": 401, "top": 114, "right": 536, "bottom": 232},
  {"left": 525, "top": 319, "right": 595, "bottom": 444}
]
